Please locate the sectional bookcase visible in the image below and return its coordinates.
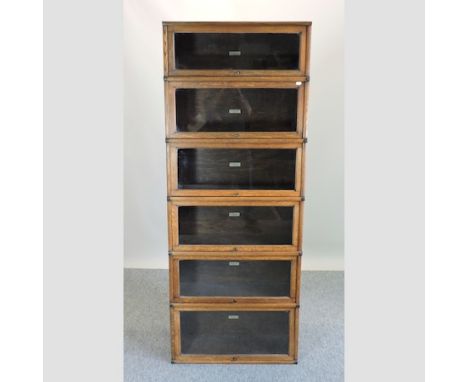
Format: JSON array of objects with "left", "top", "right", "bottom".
[{"left": 163, "top": 22, "right": 311, "bottom": 364}]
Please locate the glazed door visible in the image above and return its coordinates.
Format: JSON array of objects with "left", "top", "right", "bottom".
[
  {"left": 168, "top": 199, "right": 301, "bottom": 252},
  {"left": 168, "top": 141, "right": 303, "bottom": 197},
  {"left": 165, "top": 81, "right": 306, "bottom": 139},
  {"left": 170, "top": 254, "right": 298, "bottom": 303},
  {"left": 171, "top": 306, "right": 297, "bottom": 363},
  {"left": 164, "top": 23, "right": 309, "bottom": 76}
]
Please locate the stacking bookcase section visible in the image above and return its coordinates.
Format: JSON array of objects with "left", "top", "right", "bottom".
[
  {"left": 163, "top": 22, "right": 310, "bottom": 77},
  {"left": 170, "top": 304, "right": 298, "bottom": 364},
  {"left": 165, "top": 80, "right": 306, "bottom": 139},
  {"left": 169, "top": 252, "right": 300, "bottom": 304},
  {"left": 167, "top": 140, "right": 304, "bottom": 197},
  {"left": 164, "top": 21, "right": 310, "bottom": 364},
  {"left": 167, "top": 197, "right": 302, "bottom": 252}
]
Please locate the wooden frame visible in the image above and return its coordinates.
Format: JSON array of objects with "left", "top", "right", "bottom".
[
  {"left": 167, "top": 197, "right": 302, "bottom": 252},
  {"left": 167, "top": 139, "right": 304, "bottom": 197},
  {"left": 169, "top": 252, "right": 300, "bottom": 304},
  {"left": 170, "top": 303, "right": 298, "bottom": 364},
  {"left": 163, "top": 22, "right": 311, "bottom": 78},
  {"left": 164, "top": 80, "right": 306, "bottom": 139},
  {"left": 163, "top": 22, "right": 310, "bottom": 364}
]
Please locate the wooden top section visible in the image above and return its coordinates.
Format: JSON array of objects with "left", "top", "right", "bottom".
[{"left": 163, "top": 21, "right": 312, "bottom": 26}]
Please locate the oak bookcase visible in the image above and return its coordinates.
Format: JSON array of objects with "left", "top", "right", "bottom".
[{"left": 163, "top": 22, "right": 311, "bottom": 364}]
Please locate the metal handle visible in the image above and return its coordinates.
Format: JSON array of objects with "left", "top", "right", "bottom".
[
  {"left": 229, "top": 50, "right": 241, "bottom": 56},
  {"left": 228, "top": 212, "right": 240, "bottom": 217},
  {"left": 228, "top": 162, "right": 241, "bottom": 168},
  {"left": 228, "top": 315, "right": 239, "bottom": 319},
  {"left": 229, "top": 108, "right": 241, "bottom": 114},
  {"left": 228, "top": 261, "right": 240, "bottom": 266}
]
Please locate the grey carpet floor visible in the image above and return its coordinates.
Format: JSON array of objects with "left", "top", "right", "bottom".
[{"left": 124, "top": 269, "right": 344, "bottom": 382}]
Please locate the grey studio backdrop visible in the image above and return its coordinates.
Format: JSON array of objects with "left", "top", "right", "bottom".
[{"left": 124, "top": 0, "right": 344, "bottom": 270}]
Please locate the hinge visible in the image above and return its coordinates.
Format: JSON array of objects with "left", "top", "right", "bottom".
[
  {"left": 163, "top": 75, "right": 168, "bottom": 81},
  {"left": 168, "top": 251, "right": 172, "bottom": 257},
  {"left": 298, "top": 251, "right": 303, "bottom": 257},
  {"left": 165, "top": 137, "right": 169, "bottom": 143},
  {"left": 301, "top": 196, "right": 305, "bottom": 202},
  {"left": 303, "top": 137, "right": 308, "bottom": 143},
  {"left": 305, "top": 75, "right": 310, "bottom": 82},
  {"left": 167, "top": 196, "right": 170, "bottom": 202}
]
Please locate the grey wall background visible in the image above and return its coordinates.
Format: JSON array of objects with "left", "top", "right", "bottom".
[{"left": 124, "top": 0, "right": 344, "bottom": 270}]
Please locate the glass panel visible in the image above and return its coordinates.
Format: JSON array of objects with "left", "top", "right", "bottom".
[
  {"left": 176, "top": 88, "right": 297, "bottom": 133},
  {"left": 174, "top": 33, "right": 300, "bottom": 70},
  {"left": 178, "top": 149, "right": 296, "bottom": 190},
  {"left": 180, "top": 311, "right": 290, "bottom": 355},
  {"left": 178, "top": 206, "right": 294, "bottom": 245},
  {"left": 179, "top": 260, "right": 291, "bottom": 296}
]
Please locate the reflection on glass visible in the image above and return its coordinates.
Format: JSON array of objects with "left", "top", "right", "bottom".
[
  {"left": 178, "top": 206, "right": 294, "bottom": 245},
  {"left": 178, "top": 149, "right": 296, "bottom": 190},
  {"left": 179, "top": 260, "right": 291, "bottom": 296},
  {"left": 180, "top": 311, "right": 290, "bottom": 355},
  {"left": 174, "top": 33, "right": 300, "bottom": 70},
  {"left": 176, "top": 88, "right": 297, "bottom": 133}
]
